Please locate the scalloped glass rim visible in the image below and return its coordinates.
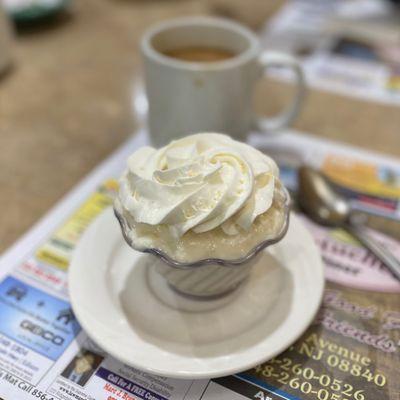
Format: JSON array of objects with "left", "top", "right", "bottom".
[{"left": 114, "top": 188, "right": 291, "bottom": 269}]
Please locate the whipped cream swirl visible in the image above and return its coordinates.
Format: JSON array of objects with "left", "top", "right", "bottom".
[{"left": 118, "top": 133, "right": 279, "bottom": 239}]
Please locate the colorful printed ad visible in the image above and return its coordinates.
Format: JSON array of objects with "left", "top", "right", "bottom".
[{"left": 0, "top": 276, "right": 81, "bottom": 361}]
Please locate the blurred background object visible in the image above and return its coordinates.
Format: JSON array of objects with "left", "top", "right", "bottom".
[
  {"left": 0, "top": 2, "right": 13, "bottom": 75},
  {"left": 1, "top": 0, "right": 69, "bottom": 22},
  {"left": 260, "top": 0, "right": 400, "bottom": 105}
]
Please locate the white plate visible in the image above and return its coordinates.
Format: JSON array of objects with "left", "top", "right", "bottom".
[{"left": 69, "top": 208, "right": 324, "bottom": 379}]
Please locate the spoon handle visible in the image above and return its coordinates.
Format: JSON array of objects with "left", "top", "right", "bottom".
[{"left": 346, "top": 223, "right": 400, "bottom": 281}]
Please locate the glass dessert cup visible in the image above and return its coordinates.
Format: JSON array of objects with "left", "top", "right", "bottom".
[{"left": 114, "top": 188, "right": 291, "bottom": 302}]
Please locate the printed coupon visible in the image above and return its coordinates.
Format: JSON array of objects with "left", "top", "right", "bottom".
[{"left": 0, "top": 276, "right": 81, "bottom": 384}]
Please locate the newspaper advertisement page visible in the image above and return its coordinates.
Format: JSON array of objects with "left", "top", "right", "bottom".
[
  {"left": 261, "top": 0, "right": 400, "bottom": 105},
  {"left": 0, "top": 129, "right": 399, "bottom": 399}
]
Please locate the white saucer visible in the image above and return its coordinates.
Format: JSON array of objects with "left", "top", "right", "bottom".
[{"left": 69, "top": 208, "right": 324, "bottom": 379}]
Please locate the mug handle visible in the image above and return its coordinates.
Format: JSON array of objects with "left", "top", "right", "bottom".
[{"left": 254, "top": 51, "right": 306, "bottom": 132}]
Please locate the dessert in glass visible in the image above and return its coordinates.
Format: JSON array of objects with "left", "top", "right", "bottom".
[{"left": 114, "top": 133, "right": 290, "bottom": 299}]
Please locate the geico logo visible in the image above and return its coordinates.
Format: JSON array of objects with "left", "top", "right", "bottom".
[{"left": 20, "top": 320, "right": 65, "bottom": 346}]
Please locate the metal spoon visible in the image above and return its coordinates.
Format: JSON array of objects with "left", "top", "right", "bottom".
[{"left": 297, "top": 165, "right": 400, "bottom": 281}]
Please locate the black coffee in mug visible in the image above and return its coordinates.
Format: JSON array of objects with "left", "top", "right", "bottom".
[{"left": 163, "top": 46, "right": 235, "bottom": 62}]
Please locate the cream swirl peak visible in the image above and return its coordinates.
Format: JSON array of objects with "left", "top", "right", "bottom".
[{"left": 117, "top": 133, "right": 280, "bottom": 242}]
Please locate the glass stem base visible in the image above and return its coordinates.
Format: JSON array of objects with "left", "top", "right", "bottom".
[{"left": 146, "top": 265, "right": 245, "bottom": 312}]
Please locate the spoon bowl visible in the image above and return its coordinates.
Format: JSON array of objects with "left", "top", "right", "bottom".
[
  {"left": 297, "top": 165, "right": 400, "bottom": 281},
  {"left": 298, "top": 166, "right": 350, "bottom": 226}
]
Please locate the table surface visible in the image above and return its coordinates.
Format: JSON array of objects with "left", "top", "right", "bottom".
[{"left": 1, "top": 0, "right": 399, "bottom": 253}]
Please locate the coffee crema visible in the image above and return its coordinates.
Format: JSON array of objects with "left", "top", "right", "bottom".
[{"left": 162, "top": 46, "right": 235, "bottom": 62}]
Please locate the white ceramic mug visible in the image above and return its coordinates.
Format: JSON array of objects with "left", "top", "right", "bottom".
[{"left": 141, "top": 16, "right": 305, "bottom": 147}]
